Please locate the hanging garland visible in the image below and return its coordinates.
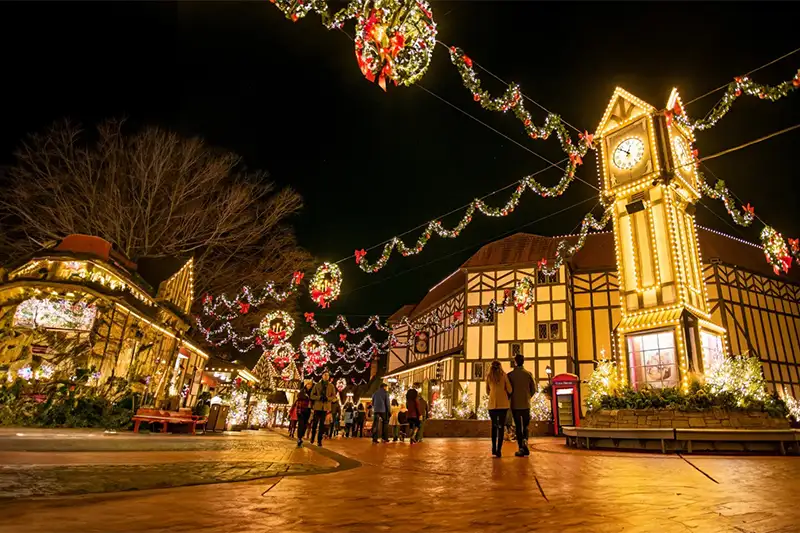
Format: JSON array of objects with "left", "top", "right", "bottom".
[
  {"left": 698, "top": 174, "right": 756, "bottom": 227},
  {"left": 449, "top": 45, "right": 593, "bottom": 163},
  {"left": 270, "top": 0, "right": 362, "bottom": 27},
  {"left": 539, "top": 205, "right": 614, "bottom": 277},
  {"left": 761, "top": 226, "right": 793, "bottom": 275},
  {"left": 354, "top": 170, "right": 592, "bottom": 273},
  {"left": 513, "top": 277, "right": 535, "bottom": 313},
  {"left": 354, "top": 0, "right": 436, "bottom": 90},
  {"left": 303, "top": 312, "right": 392, "bottom": 334},
  {"left": 196, "top": 318, "right": 260, "bottom": 352},
  {"left": 259, "top": 310, "right": 296, "bottom": 344},
  {"left": 675, "top": 70, "right": 800, "bottom": 132},
  {"left": 201, "top": 271, "right": 304, "bottom": 320},
  {"left": 300, "top": 334, "right": 330, "bottom": 371},
  {"left": 309, "top": 262, "right": 343, "bottom": 308}
]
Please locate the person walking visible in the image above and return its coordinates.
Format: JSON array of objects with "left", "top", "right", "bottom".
[
  {"left": 343, "top": 402, "right": 355, "bottom": 437},
  {"left": 310, "top": 372, "right": 336, "bottom": 447},
  {"left": 405, "top": 387, "right": 422, "bottom": 444},
  {"left": 508, "top": 353, "right": 536, "bottom": 457},
  {"left": 288, "top": 400, "right": 298, "bottom": 438},
  {"left": 485, "top": 360, "right": 513, "bottom": 457},
  {"left": 416, "top": 393, "right": 429, "bottom": 443},
  {"left": 356, "top": 403, "right": 366, "bottom": 437},
  {"left": 295, "top": 380, "right": 313, "bottom": 447},
  {"left": 371, "top": 382, "right": 390, "bottom": 443},
  {"left": 389, "top": 398, "right": 400, "bottom": 441}
]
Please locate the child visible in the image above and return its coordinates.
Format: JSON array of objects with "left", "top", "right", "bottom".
[
  {"left": 397, "top": 404, "right": 409, "bottom": 442},
  {"left": 389, "top": 399, "right": 400, "bottom": 441},
  {"left": 344, "top": 403, "right": 355, "bottom": 437}
]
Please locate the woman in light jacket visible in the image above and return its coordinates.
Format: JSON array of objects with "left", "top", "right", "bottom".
[{"left": 485, "top": 360, "right": 512, "bottom": 457}]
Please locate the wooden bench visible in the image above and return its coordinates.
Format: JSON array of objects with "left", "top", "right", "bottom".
[
  {"left": 563, "top": 427, "right": 676, "bottom": 454},
  {"left": 132, "top": 408, "right": 207, "bottom": 435},
  {"left": 674, "top": 428, "right": 798, "bottom": 455}
]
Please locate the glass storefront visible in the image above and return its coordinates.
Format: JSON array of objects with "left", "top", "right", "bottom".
[{"left": 627, "top": 330, "right": 678, "bottom": 389}]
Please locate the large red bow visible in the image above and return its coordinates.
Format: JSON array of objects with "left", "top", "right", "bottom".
[
  {"left": 355, "top": 249, "right": 367, "bottom": 263},
  {"left": 312, "top": 287, "right": 333, "bottom": 308}
]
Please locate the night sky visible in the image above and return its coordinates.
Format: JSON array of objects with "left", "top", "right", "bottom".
[{"left": 2, "top": 1, "right": 799, "bottom": 324}]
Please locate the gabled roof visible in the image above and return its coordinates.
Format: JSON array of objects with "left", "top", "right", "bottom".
[
  {"left": 387, "top": 304, "right": 416, "bottom": 324},
  {"left": 136, "top": 256, "right": 192, "bottom": 290},
  {"left": 596, "top": 87, "right": 656, "bottom": 137}
]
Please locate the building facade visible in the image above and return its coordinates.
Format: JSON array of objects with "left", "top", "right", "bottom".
[
  {"left": 386, "top": 227, "right": 800, "bottom": 415},
  {"left": 0, "top": 234, "right": 210, "bottom": 408}
]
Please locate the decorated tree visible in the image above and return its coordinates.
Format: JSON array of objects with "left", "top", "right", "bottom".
[{"left": 585, "top": 353, "right": 619, "bottom": 412}]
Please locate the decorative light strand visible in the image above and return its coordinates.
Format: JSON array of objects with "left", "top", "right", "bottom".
[
  {"left": 354, "top": 171, "right": 593, "bottom": 273},
  {"left": 448, "top": 45, "right": 594, "bottom": 161},
  {"left": 201, "top": 271, "right": 304, "bottom": 320},
  {"left": 304, "top": 312, "right": 392, "bottom": 334},
  {"left": 675, "top": 70, "right": 800, "bottom": 132}
]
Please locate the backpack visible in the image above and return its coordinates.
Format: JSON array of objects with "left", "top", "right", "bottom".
[{"left": 398, "top": 411, "right": 408, "bottom": 425}]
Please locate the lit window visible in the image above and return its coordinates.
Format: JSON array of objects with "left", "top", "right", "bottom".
[
  {"left": 13, "top": 298, "right": 97, "bottom": 331},
  {"left": 701, "top": 332, "right": 725, "bottom": 371},
  {"left": 537, "top": 269, "right": 560, "bottom": 285},
  {"left": 627, "top": 330, "right": 678, "bottom": 390}
]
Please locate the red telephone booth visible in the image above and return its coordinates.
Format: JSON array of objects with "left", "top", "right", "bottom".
[{"left": 551, "top": 373, "right": 580, "bottom": 435}]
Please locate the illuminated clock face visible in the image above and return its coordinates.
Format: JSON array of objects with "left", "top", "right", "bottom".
[
  {"left": 612, "top": 138, "right": 645, "bottom": 170},
  {"left": 673, "top": 136, "right": 691, "bottom": 169}
]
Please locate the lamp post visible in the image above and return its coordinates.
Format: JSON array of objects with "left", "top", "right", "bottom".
[{"left": 545, "top": 365, "right": 552, "bottom": 385}]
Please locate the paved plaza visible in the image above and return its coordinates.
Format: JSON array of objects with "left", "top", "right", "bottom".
[{"left": 0, "top": 428, "right": 799, "bottom": 532}]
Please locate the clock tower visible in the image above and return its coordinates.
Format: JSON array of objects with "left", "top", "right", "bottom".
[{"left": 596, "top": 87, "right": 727, "bottom": 392}]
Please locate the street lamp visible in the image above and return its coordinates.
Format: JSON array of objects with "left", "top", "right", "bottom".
[{"left": 545, "top": 365, "right": 552, "bottom": 384}]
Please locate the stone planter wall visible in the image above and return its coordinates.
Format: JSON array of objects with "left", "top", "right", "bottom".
[
  {"left": 422, "top": 419, "right": 552, "bottom": 438},
  {"left": 583, "top": 408, "right": 789, "bottom": 429}
]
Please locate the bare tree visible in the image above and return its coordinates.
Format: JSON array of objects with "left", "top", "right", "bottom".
[{"left": 0, "top": 119, "right": 313, "bottom": 324}]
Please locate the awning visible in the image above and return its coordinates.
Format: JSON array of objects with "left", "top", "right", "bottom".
[{"left": 618, "top": 308, "right": 683, "bottom": 333}]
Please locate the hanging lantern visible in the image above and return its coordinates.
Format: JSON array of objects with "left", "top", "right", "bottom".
[
  {"left": 336, "top": 377, "right": 347, "bottom": 392},
  {"left": 259, "top": 310, "right": 296, "bottom": 344},
  {"left": 310, "top": 262, "right": 342, "bottom": 308},
  {"left": 301, "top": 334, "right": 329, "bottom": 371},
  {"left": 354, "top": 0, "right": 437, "bottom": 90},
  {"left": 513, "top": 277, "right": 535, "bottom": 313},
  {"left": 268, "top": 341, "right": 296, "bottom": 368}
]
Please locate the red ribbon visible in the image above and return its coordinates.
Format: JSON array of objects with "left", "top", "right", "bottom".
[{"left": 292, "top": 271, "right": 304, "bottom": 285}]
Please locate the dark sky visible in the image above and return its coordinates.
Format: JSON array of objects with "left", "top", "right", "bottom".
[{"left": 2, "top": 1, "right": 799, "bottom": 325}]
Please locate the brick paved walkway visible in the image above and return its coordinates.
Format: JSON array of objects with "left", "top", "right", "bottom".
[
  {"left": 0, "top": 428, "right": 337, "bottom": 498},
  {"left": 1, "top": 431, "right": 799, "bottom": 532}
]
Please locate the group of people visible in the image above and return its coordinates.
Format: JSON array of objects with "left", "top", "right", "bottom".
[
  {"left": 485, "top": 353, "right": 536, "bottom": 457},
  {"left": 288, "top": 371, "right": 369, "bottom": 447},
  {"left": 287, "top": 352, "right": 535, "bottom": 457},
  {"left": 369, "top": 382, "right": 428, "bottom": 444}
]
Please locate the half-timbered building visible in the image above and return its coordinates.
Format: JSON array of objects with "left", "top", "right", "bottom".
[
  {"left": 0, "top": 234, "right": 210, "bottom": 408},
  {"left": 385, "top": 227, "right": 800, "bottom": 415}
]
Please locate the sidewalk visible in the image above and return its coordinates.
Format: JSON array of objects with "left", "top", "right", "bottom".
[{"left": 0, "top": 427, "right": 338, "bottom": 498}]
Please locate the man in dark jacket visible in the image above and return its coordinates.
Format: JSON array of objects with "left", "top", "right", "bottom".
[
  {"left": 371, "top": 382, "right": 390, "bottom": 443},
  {"left": 508, "top": 353, "right": 536, "bottom": 457}
]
